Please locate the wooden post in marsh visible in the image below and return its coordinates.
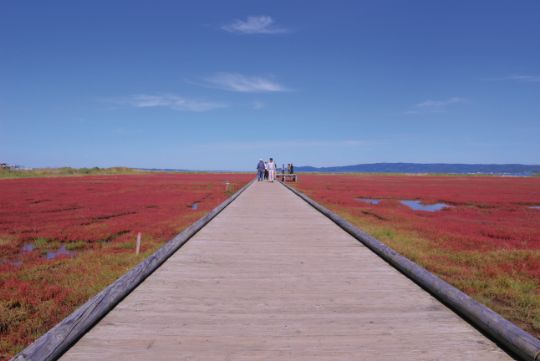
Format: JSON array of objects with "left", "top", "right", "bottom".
[
  {"left": 135, "top": 232, "right": 141, "bottom": 255},
  {"left": 225, "top": 181, "right": 231, "bottom": 193}
]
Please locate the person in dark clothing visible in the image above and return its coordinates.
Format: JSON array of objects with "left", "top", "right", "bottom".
[
  {"left": 256, "top": 159, "right": 265, "bottom": 181},
  {"left": 290, "top": 163, "right": 294, "bottom": 174}
]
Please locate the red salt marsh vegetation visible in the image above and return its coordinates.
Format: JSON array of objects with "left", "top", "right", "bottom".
[
  {"left": 0, "top": 173, "right": 252, "bottom": 358},
  {"left": 292, "top": 174, "right": 540, "bottom": 337}
]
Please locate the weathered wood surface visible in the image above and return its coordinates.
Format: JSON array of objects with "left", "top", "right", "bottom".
[
  {"left": 61, "top": 181, "right": 513, "bottom": 360},
  {"left": 13, "top": 180, "right": 254, "bottom": 361},
  {"left": 283, "top": 182, "right": 540, "bottom": 361}
]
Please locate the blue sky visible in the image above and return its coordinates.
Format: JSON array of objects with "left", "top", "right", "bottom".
[{"left": 1, "top": 1, "right": 539, "bottom": 170}]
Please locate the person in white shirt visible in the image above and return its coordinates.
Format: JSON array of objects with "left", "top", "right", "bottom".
[{"left": 267, "top": 158, "right": 277, "bottom": 182}]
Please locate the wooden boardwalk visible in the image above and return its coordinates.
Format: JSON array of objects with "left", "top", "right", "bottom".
[{"left": 62, "top": 181, "right": 512, "bottom": 360}]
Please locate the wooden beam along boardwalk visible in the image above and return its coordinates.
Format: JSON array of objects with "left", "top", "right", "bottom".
[{"left": 56, "top": 181, "right": 516, "bottom": 360}]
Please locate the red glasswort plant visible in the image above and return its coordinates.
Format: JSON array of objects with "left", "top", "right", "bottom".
[
  {"left": 292, "top": 174, "right": 540, "bottom": 336},
  {"left": 0, "top": 173, "right": 252, "bottom": 358}
]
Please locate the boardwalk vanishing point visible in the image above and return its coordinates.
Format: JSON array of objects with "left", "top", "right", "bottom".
[{"left": 60, "top": 181, "right": 512, "bottom": 360}]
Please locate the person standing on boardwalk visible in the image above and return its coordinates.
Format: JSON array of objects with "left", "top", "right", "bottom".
[
  {"left": 267, "top": 158, "right": 277, "bottom": 182},
  {"left": 256, "top": 159, "right": 265, "bottom": 181},
  {"left": 264, "top": 161, "right": 269, "bottom": 180}
]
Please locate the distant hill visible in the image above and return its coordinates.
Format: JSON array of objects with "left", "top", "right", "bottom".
[{"left": 295, "top": 163, "right": 540, "bottom": 176}]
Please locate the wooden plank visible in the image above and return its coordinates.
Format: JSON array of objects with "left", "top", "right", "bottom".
[
  {"left": 12, "top": 180, "right": 255, "bottom": 361},
  {"left": 56, "top": 181, "right": 517, "bottom": 360},
  {"left": 283, "top": 182, "right": 540, "bottom": 361}
]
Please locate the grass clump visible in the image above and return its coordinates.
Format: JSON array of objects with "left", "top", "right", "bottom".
[{"left": 0, "top": 167, "right": 144, "bottom": 179}]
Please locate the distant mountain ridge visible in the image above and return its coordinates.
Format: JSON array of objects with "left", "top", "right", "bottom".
[{"left": 295, "top": 163, "right": 540, "bottom": 175}]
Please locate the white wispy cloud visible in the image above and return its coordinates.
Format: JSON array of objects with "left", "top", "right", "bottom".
[
  {"left": 504, "top": 74, "right": 540, "bottom": 83},
  {"left": 404, "top": 97, "right": 466, "bottom": 114},
  {"left": 486, "top": 74, "right": 540, "bottom": 83},
  {"left": 222, "top": 16, "right": 288, "bottom": 34},
  {"left": 194, "top": 139, "right": 373, "bottom": 151},
  {"left": 202, "top": 73, "right": 288, "bottom": 93},
  {"left": 252, "top": 101, "right": 265, "bottom": 110},
  {"left": 124, "top": 94, "right": 226, "bottom": 112}
]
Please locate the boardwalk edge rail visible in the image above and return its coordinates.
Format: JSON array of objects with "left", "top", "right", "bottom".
[
  {"left": 13, "top": 179, "right": 255, "bottom": 361},
  {"left": 281, "top": 181, "right": 540, "bottom": 361}
]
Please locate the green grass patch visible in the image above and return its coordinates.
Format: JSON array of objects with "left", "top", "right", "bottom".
[
  {"left": 65, "top": 241, "right": 86, "bottom": 251},
  {"left": 33, "top": 238, "right": 48, "bottom": 249},
  {"left": 0, "top": 167, "right": 145, "bottom": 179}
]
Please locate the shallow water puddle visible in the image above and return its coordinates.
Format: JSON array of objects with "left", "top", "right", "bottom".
[
  {"left": 2, "top": 258, "right": 23, "bottom": 267},
  {"left": 400, "top": 200, "right": 451, "bottom": 212},
  {"left": 530, "top": 206, "right": 540, "bottom": 210},
  {"left": 357, "top": 198, "right": 380, "bottom": 205},
  {"left": 21, "top": 243, "right": 34, "bottom": 252},
  {"left": 191, "top": 202, "right": 199, "bottom": 210},
  {"left": 46, "top": 245, "right": 75, "bottom": 260}
]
